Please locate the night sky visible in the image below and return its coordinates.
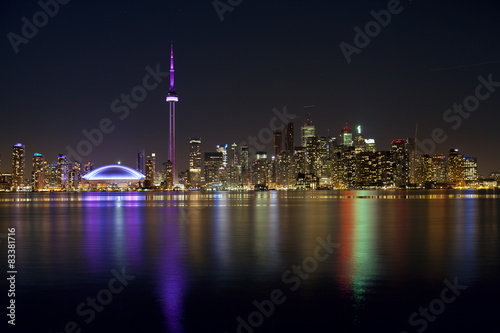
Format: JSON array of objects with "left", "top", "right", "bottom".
[{"left": 1, "top": 0, "right": 499, "bottom": 176}]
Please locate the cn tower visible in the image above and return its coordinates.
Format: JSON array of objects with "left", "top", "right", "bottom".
[{"left": 166, "top": 42, "right": 178, "bottom": 185}]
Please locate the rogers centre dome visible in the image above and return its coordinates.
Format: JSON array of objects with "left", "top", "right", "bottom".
[{"left": 82, "top": 165, "right": 145, "bottom": 189}]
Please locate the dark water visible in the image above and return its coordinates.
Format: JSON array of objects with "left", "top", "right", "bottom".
[{"left": 1, "top": 190, "right": 499, "bottom": 332}]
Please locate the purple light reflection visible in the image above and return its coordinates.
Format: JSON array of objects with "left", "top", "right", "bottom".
[{"left": 157, "top": 206, "right": 186, "bottom": 333}]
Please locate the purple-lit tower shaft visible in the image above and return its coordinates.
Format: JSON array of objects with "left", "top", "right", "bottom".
[{"left": 166, "top": 42, "right": 178, "bottom": 185}]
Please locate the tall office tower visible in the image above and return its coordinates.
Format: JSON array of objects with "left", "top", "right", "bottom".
[
  {"left": 365, "top": 139, "right": 376, "bottom": 153},
  {"left": 273, "top": 130, "right": 282, "bottom": 158},
  {"left": 448, "top": 149, "right": 464, "bottom": 183},
  {"left": 415, "top": 154, "right": 433, "bottom": 186},
  {"left": 294, "top": 146, "right": 307, "bottom": 175},
  {"left": 301, "top": 115, "right": 316, "bottom": 147},
  {"left": 166, "top": 42, "right": 179, "bottom": 185},
  {"left": 41, "top": 161, "right": 49, "bottom": 189},
  {"left": 240, "top": 146, "right": 250, "bottom": 186},
  {"left": 32, "top": 153, "right": 44, "bottom": 190},
  {"left": 432, "top": 154, "right": 447, "bottom": 182},
  {"left": 330, "top": 149, "right": 341, "bottom": 188},
  {"left": 252, "top": 152, "right": 268, "bottom": 185},
  {"left": 82, "top": 162, "right": 94, "bottom": 176},
  {"left": 277, "top": 151, "right": 293, "bottom": 187},
  {"left": 355, "top": 151, "right": 372, "bottom": 187},
  {"left": 165, "top": 160, "right": 173, "bottom": 189},
  {"left": 341, "top": 125, "right": 353, "bottom": 147},
  {"left": 216, "top": 144, "right": 228, "bottom": 167},
  {"left": 390, "top": 139, "right": 411, "bottom": 188},
  {"left": 318, "top": 136, "right": 330, "bottom": 179},
  {"left": 228, "top": 143, "right": 239, "bottom": 166},
  {"left": 356, "top": 151, "right": 393, "bottom": 188},
  {"left": 227, "top": 143, "right": 240, "bottom": 188},
  {"left": 12, "top": 143, "right": 25, "bottom": 189},
  {"left": 204, "top": 152, "right": 224, "bottom": 185},
  {"left": 376, "top": 151, "right": 394, "bottom": 187},
  {"left": 340, "top": 146, "right": 356, "bottom": 188},
  {"left": 354, "top": 125, "right": 365, "bottom": 153},
  {"left": 285, "top": 121, "right": 294, "bottom": 152},
  {"left": 146, "top": 153, "right": 156, "bottom": 177},
  {"left": 189, "top": 138, "right": 202, "bottom": 184},
  {"left": 69, "top": 161, "right": 81, "bottom": 190},
  {"left": 305, "top": 137, "right": 321, "bottom": 175},
  {"left": 328, "top": 137, "right": 337, "bottom": 157},
  {"left": 137, "top": 149, "right": 145, "bottom": 174},
  {"left": 463, "top": 156, "right": 478, "bottom": 181},
  {"left": 145, "top": 159, "right": 155, "bottom": 188},
  {"left": 57, "top": 154, "right": 68, "bottom": 189},
  {"left": 47, "top": 164, "right": 58, "bottom": 188}
]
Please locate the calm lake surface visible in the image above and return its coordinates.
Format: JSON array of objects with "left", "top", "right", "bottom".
[{"left": 1, "top": 190, "right": 499, "bottom": 332}]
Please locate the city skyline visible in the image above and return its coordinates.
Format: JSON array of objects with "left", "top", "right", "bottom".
[
  {"left": 1, "top": 117, "right": 498, "bottom": 179},
  {"left": 1, "top": 1, "right": 500, "bottom": 176},
  {"left": 1, "top": 118, "right": 497, "bottom": 191}
]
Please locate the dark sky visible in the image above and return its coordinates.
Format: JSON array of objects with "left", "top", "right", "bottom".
[{"left": 1, "top": 0, "right": 499, "bottom": 176}]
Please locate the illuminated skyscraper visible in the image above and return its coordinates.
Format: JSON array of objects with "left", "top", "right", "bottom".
[
  {"left": 448, "top": 148, "right": 464, "bottom": 183},
  {"left": 415, "top": 154, "right": 433, "bottom": 185},
  {"left": 189, "top": 138, "right": 202, "bottom": 184},
  {"left": 227, "top": 143, "right": 241, "bottom": 188},
  {"left": 240, "top": 146, "right": 250, "bottom": 186},
  {"left": 294, "top": 146, "right": 306, "bottom": 175},
  {"left": 301, "top": 114, "right": 315, "bottom": 147},
  {"left": 69, "top": 161, "right": 81, "bottom": 190},
  {"left": 32, "top": 153, "right": 44, "bottom": 191},
  {"left": 252, "top": 152, "right": 268, "bottom": 186},
  {"left": 146, "top": 153, "right": 156, "bottom": 176},
  {"left": 305, "top": 137, "right": 320, "bottom": 175},
  {"left": 341, "top": 125, "right": 353, "bottom": 147},
  {"left": 390, "top": 139, "right": 410, "bottom": 187},
  {"left": 463, "top": 156, "right": 478, "bottom": 181},
  {"left": 46, "top": 164, "right": 58, "bottom": 189},
  {"left": 216, "top": 144, "right": 228, "bottom": 167},
  {"left": 166, "top": 42, "right": 179, "bottom": 185},
  {"left": 57, "top": 154, "right": 68, "bottom": 189},
  {"left": 276, "top": 151, "right": 293, "bottom": 187},
  {"left": 12, "top": 143, "right": 25, "bottom": 189},
  {"left": 432, "top": 154, "right": 447, "bottom": 182},
  {"left": 204, "top": 152, "right": 223, "bottom": 185},
  {"left": 145, "top": 159, "right": 155, "bottom": 189}
]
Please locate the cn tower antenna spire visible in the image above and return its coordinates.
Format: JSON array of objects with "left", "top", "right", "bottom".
[{"left": 169, "top": 41, "right": 175, "bottom": 92}]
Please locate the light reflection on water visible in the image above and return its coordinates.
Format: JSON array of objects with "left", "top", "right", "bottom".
[{"left": 1, "top": 190, "right": 499, "bottom": 332}]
